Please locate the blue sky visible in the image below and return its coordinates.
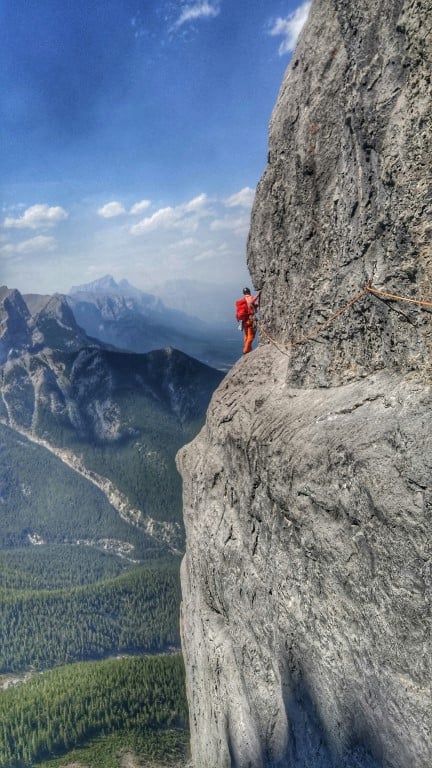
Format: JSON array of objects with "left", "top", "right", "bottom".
[{"left": 1, "top": 0, "right": 311, "bottom": 296}]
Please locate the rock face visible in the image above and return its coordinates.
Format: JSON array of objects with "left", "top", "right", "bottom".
[
  {"left": 0, "top": 286, "right": 93, "bottom": 363},
  {"left": 249, "top": 0, "right": 431, "bottom": 388},
  {"left": 178, "top": 1, "right": 431, "bottom": 766}
]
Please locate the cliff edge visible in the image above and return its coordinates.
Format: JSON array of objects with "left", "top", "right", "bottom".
[{"left": 178, "top": 1, "right": 431, "bottom": 766}]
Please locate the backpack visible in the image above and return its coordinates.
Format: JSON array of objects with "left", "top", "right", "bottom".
[{"left": 235, "top": 297, "right": 250, "bottom": 322}]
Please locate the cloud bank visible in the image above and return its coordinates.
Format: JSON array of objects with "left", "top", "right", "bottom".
[{"left": 2, "top": 186, "right": 255, "bottom": 294}]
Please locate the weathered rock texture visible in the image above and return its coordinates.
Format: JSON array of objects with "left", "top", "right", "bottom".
[
  {"left": 249, "top": 0, "right": 432, "bottom": 388},
  {"left": 178, "top": 1, "right": 431, "bottom": 767}
]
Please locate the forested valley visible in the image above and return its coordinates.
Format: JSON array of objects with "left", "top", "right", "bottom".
[
  {"left": 0, "top": 294, "right": 226, "bottom": 765},
  {"left": 0, "top": 654, "right": 188, "bottom": 767},
  {"left": 0, "top": 539, "right": 187, "bottom": 766},
  {"left": 0, "top": 557, "right": 181, "bottom": 672},
  {"left": 0, "top": 381, "right": 189, "bottom": 765}
]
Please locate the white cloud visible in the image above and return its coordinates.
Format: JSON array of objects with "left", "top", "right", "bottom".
[
  {"left": 132, "top": 206, "right": 177, "bottom": 233},
  {"left": 269, "top": 1, "right": 311, "bottom": 55},
  {"left": 131, "top": 194, "right": 210, "bottom": 235},
  {"left": 98, "top": 201, "right": 127, "bottom": 218},
  {"left": 174, "top": 1, "right": 220, "bottom": 28},
  {"left": 210, "top": 209, "right": 251, "bottom": 235},
  {"left": 0, "top": 185, "right": 252, "bottom": 293},
  {"left": 225, "top": 187, "right": 255, "bottom": 208},
  {"left": 3, "top": 204, "right": 68, "bottom": 230},
  {"left": 1, "top": 235, "right": 57, "bottom": 256},
  {"left": 98, "top": 199, "right": 152, "bottom": 217},
  {"left": 175, "top": 237, "right": 196, "bottom": 249},
  {"left": 183, "top": 193, "right": 208, "bottom": 212},
  {"left": 130, "top": 199, "right": 151, "bottom": 215}
]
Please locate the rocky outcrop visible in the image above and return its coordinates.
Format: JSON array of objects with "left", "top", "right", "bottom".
[
  {"left": 178, "top": 0, "right": 431, "bottom": 766},
  {"left": 180, "top": 353, "right": 431, "bottom": 767},
  {"left": 0, "top": 287, "right": 33, "bottom": 363},
  {"left": 0, "top": 287, "right": 94, "bottom": 362}
]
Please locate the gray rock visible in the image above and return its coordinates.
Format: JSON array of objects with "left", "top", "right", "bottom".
[
  {"left": 178, "top": 0, "right": 432, "bottom": 765},
  {"left": 179, "top": 351, "right": 431, "bottom": 767},
  {"left": 248, "top": 0, "right": 432, "bottom": 388}
]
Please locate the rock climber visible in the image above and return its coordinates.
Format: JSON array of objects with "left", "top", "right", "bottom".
[{"left": 240, "top": 287, "right": 260, "bottom": 354}]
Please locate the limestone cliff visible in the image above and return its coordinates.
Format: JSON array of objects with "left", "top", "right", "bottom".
[{"left": 178, "top": 1, "right": 431, "bottom": 767}]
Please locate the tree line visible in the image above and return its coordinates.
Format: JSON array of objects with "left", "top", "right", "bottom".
[
  {"left": 0, "top": 424, "right": 165, "bottom": 557},
  {"left": 0, "top": 545, "right": 134, "bottom": 590},
  {"left": 0, "top": 654, "right": 188, "bottom": 767},
  {"left": 0, "top": 564, "right": 181, "bottom": 673}
]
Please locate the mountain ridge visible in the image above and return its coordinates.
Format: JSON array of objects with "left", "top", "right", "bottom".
[
  {"left": 0, "top": 285, "right": 105, "bottom": 364},
  {"left": 0, "top": 285, "right": 224, "bottom": 555},
  {"left": 66, "top": 275, "right": 238, "bottom": 370}
]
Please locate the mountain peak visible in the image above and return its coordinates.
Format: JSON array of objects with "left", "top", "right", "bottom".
[
  {"left": 0, "top": 286, "right": 33, "bottom": 363},
  {"left": 0, "top": 286, "right": 101, "bottom": 360},
  {"left": 69, "top": 275, "right": 120, "bottom": 295}
]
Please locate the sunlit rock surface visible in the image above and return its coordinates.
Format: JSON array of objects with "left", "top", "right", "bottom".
[
  {"left": 178, "top": 0, "right": 431, "bottom": 765},
  {"left": 249, "top": 0, "right": 432, "bottom": 389}
]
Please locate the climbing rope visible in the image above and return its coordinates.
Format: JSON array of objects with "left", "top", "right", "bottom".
[
  {"left": 366, "top": 286, "right": 432, "bottom": 308},
  {"left": 257, "top": 282, "right": 432, "bottom": 354}
]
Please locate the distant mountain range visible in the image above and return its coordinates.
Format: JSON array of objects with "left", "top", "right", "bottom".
[
  {"left": 67, "top": 275, "right": 239, "bottom": 370},
  {"left": 0, "top": 281, "right": 224, "bottom": 761},
  {"left": 150, "top": 277, "right": 240, "bottom": 326},
  {"left": 70, "top": 274, "right": 240, "bottom": 326},
  {"left": 0, "top": 284, "right": 224, "bottom": 558}
]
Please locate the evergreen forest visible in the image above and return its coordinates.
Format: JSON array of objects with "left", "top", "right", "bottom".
[
  {"left": 0, "top": 654, "right": 188, "bottom": 767},
  {"left": 0, "top": 338, "right": 223, "bottom": 765},
  {"left": 0, "top": 544, "right": 186, "bottom": 764},
  {"left": 0, "top": 559, "right": 181, "bottom": 672},
  {"left": 0, "top": 424, "right": 169, "bottom": 555}
]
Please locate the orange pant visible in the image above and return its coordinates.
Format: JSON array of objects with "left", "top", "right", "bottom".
[{"left": 243, "top": 318, "right": 256, "bottom": 354}]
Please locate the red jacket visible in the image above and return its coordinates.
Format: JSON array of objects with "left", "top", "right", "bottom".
[{"left": 245, "top": 292, "right": 260, "bottom": 317}]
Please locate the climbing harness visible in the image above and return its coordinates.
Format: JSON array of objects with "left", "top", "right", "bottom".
[{"left": 257, "top": 282, "right": 432, "bottom": 356}]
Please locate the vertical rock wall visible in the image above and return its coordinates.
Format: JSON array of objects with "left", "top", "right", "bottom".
[
  {"left": 178, "top": 0, "right": 432, "bottom": 766},
  {"left": 249, "top": 0, "right": 432, "bottom": 387}
]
